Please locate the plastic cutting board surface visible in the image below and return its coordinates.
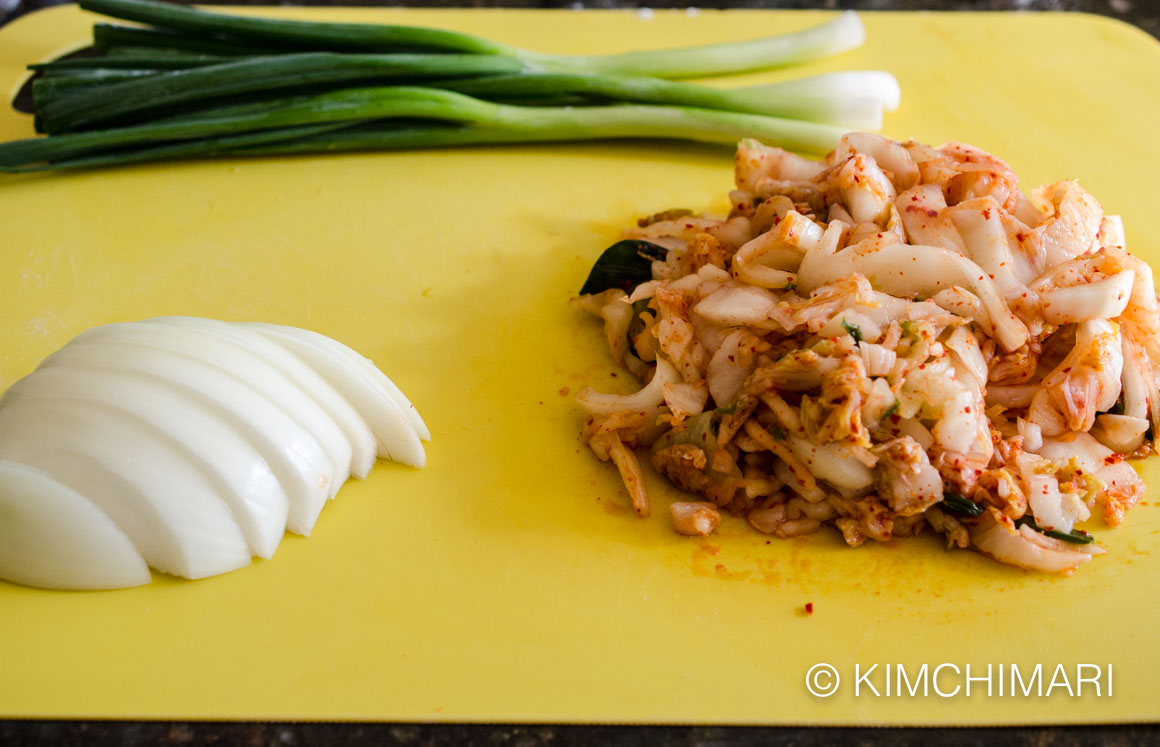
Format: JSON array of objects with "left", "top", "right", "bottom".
[{"left": 1, "top": 5, "right": 1160, "bottom": 725}]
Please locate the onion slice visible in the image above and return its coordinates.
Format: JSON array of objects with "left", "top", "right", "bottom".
[
  {"left": 0, "top": 399, "right": 252, "bottom": 580},
  {"left": 68, "top": 322, "right": 354, "bottom": 497},
  {"left": 244, "top": 323, "right": 429, "bottom": 467},
  {"left": 0, "top": 461, "right": 150, "bottom": 590},
  {"left": 0, "top": 318, "right": 429, "bottom": 589},
  {"left": 4, "top": 365, "right": 290, "bottom": 559},
  {"left": 41, "top": 341, "right": 333, "bottom": 536},
  {"left": 148, "top": 318, "right": 379, "bottom": 479}
]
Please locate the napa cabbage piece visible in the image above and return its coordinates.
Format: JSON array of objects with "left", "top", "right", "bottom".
[{"left": 798, "top": 239, "right": 1028, "bottom": 351}]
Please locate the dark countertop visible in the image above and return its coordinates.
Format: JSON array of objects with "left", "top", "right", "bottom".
[{"left": 2, "top": 1, "right": 1158, "bottom": 744}]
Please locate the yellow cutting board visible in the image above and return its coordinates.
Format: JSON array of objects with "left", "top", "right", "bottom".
[{"left": 2, "top": 4, "right": 1159, "bottom": 726}]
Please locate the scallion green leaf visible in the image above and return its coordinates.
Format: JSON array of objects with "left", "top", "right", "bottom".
[
  {"left": 941, "top": 493, "right": 984, "bottom": 518},
  {"left": 1015, "top": 516, "right": 1095, "bottom": 545}
]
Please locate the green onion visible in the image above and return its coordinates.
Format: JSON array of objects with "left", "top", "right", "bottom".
[
  {"left": 439, "top": 70, "right": 893, "bottom": 128},
  {"left": 0, "top": 122, "right": 364, "bottom": 173},
  {"left": 32, "top": 69, "right": 160, "bottom": 107},
  {"left": 93, "top": 23, "right": 291, "bottom": 56},
  {"left": 2, "top": 0, "right": 898, "bottom": 172},
  {"left": 79, "top": 0, "right": 866, "bottom": 79},
  {"left": 1015, "top": 516, "right": 1095, "bottom": 545},
  {"left": 0, "top": 87, "right": 849, "bottom": 172},
  {"left": 29, "top": 54, "right": 228, "bottom": 72},
  {"left": 941, "top": 493, "right": 984, "bottom": 518},
  {"left": 37, "top": 58, "right": 892, "bottom": 137},
  {"left": 840, "top": 318, "right": 864, "bottom": 342},
  {"left": 79, "top": 0, "right": 521, "bottom": 56},
  {"left": 36, "top": 53, "right": 529, "bottom": 134}
]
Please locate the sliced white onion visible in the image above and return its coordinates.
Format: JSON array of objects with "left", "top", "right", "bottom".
[
  {"left": 0, "top": 399, "right": 251, "bottom": 580},
  {"left": 243, "top": 323, "right": 428, "bottom": 466},
  {"left": 0, "top": 461, "right": 150, "bottom": 590},
  {"left": 4, "top": 366, "right": 289, "bottom": 559},
  {"left": 68, "top": 322, "right": 353, "bottom": 497},
  {"left": 41, "top": 341, "right": 332, "bottom": 536},
  {"left": 0, "top": 318, "right": 429, "bottom": 590},
  {"left": 145, "top": 317, "right": 377, "bottom": 480}
]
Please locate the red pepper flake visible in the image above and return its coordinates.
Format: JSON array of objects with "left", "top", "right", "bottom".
[
  {"left": 804, "top": 602, "right": 814, "bottom": 615},
  {"left": 1104, "top": 454, "right": 1125, "bottom": 465}
]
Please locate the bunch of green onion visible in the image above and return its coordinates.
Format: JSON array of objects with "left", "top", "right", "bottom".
[{"left": 0, "top": 0, "right": 900, "bottom": 172}]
